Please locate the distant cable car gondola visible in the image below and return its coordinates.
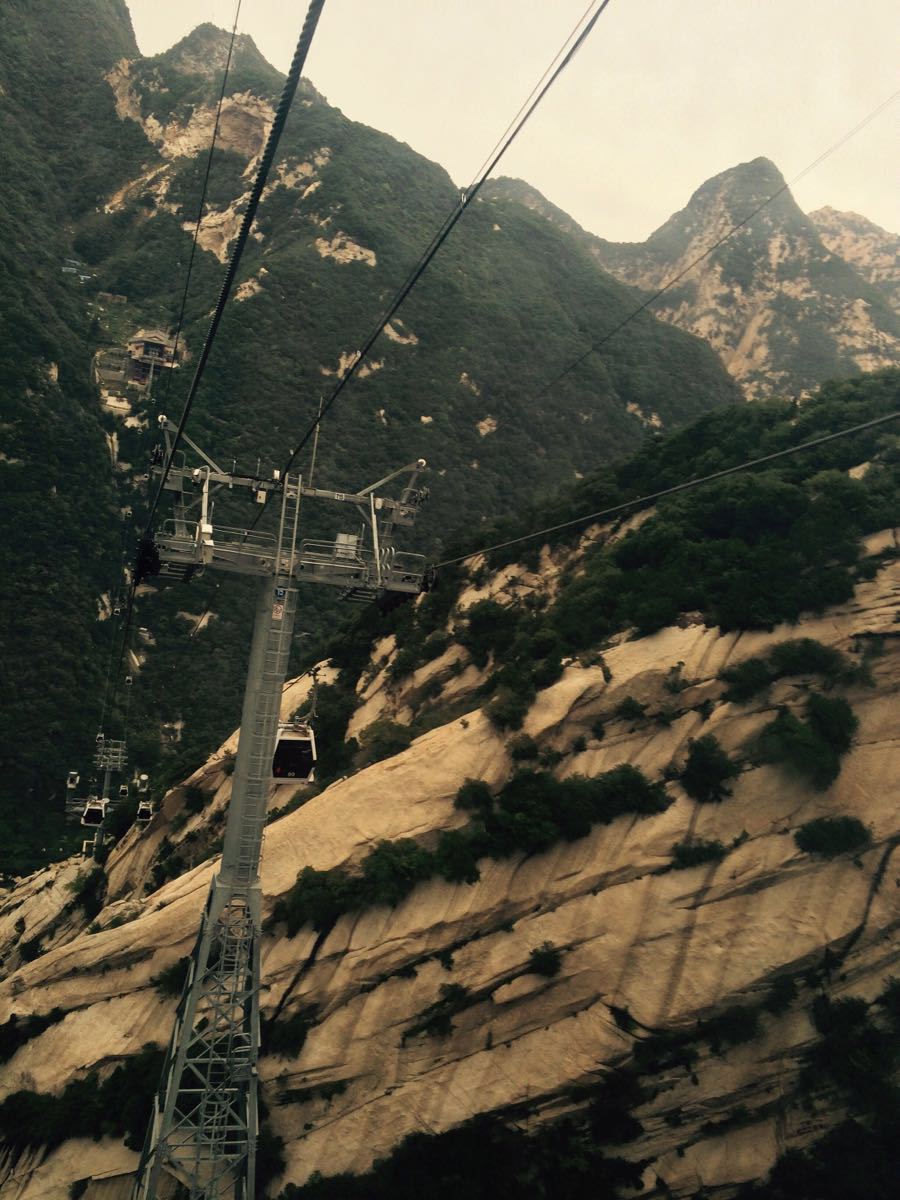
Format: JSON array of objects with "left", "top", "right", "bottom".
[
  {"left": 136, "top": 799, "right": 153, "bottom": 827},
  {"left": 137, "top": 773, "right": 150, "bottom": 794},
  {"left": 67, "top": 770, "right": 80, "bottom": 790},
  {"left": 272, "top": 721, "right": 317, "bottom": 783},
  {"left": 81, "top": 796, "right": 108, "bottom": 827},
  {"left": 118, "top": 783, "right": 129, "bottom": 801}
]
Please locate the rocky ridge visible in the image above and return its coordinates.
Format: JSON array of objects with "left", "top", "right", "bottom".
[
  {"left": 809, "top": 206, "right": 900, "bottom": 311},
  {"left": 2, "top": 512, "right": 899, "bottom": 1198},
  {"left": 488, "top": 161, "right": 900, "bottom": 399}
]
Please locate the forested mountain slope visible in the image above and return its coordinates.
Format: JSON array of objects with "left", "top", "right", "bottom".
[
  {"left": 0, "top": 7, "right": 738, "bottom": 873},
  {"left": 1, "top": 372, "right": 898, "bottom": 1200},
  {"left": 0, "top": 0, "right": 150, "bottom": 871}
]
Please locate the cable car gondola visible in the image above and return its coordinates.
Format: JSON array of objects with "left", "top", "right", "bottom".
[
  {"left": 137, "top": 773, "right": 150, "bottom": 794},
  {"left": 67, "top": 770, "right": 80, "bottom": 790},
  {"left": 136, "top": 799, "right": 154, "bottom": 827},
  {"left": 272, "top": 721, "right": 317, "bottom": 783},
  {"left": 81, "top": 796, "right": 108, "bottom": 827},
  {"left": 118, "top": 783, "right": 130, "bottom": 801}
]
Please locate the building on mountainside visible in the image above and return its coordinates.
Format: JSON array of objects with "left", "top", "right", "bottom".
[
  {"left": 93, "top": 348, "right": 129, "bottom": 392},
  {"left": 126, "top": 329, "right": 178, "bottom": 389}
]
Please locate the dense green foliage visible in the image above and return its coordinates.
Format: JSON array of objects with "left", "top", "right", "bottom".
[
  {"left": 737, "top": 1119, "right": 900, "bottom": 1200},
  {"left": 721, "top": 638, "right": 851, "bottom": 703},
  {"left": 262, "top": 1008, "right": 317, "bottom": 1059},
  {"left": 151, "top": 954, "right": 191, "bottom": 997},
  {"left": 0, "top": 2, "right": 141, "bottom": 871},
  {"left": 794, "top": 816, "right": 871, "bottom": 857},
  {"left": 0, "top": 1044, "right": 164, "bottom": 1160},
  {"left": 680, "top": 735, "right": 740, "bottom": 803},
  {"left": 404, "top": 983, "right": 473, "bottom": 1041},
  {"left": 0, "top": 1008, "right": 66, "bottom": 1064},
  {"left": 670, "top": 837, "right": 727, "bottom": 869},
  {"left": 271, "top": 764, "right": 669, "bottom": 935},
  {"left": 741, "top": 980, "right": 900, "bottom": 1199},
  {"left": 69, "top": 867, "right": 107, "bottom": 919},
  {"left": 699, "top": 1005, "right": 761, "bottom": 1053},
  {"left": 528, "top": 942, "right": 563, "bottom": 977},
  {"left": 281, "top": 1104, "right": 642, "bottom": 1200},
  {"left": 358, "top": 719, "right": 413, "bottom": 765},
  {"left": 758, "top": 694, "right": 859, "bottom": 790},
  {"left": 389, "top": 374, "right": 900, "bottom": 729}
]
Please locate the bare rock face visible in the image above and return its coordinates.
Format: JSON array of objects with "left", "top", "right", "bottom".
[
  {"left": 488, "top": 163, "right": 900, "bottom": 399},
  {"left": 1, "top": 538, "right": 899, "bottom": 1200},
  {"left": 809, "top": 206, "right": 900, "bottom": 311}
]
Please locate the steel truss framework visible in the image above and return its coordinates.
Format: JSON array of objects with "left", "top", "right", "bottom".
[{"left": 134, "top": 432, "right": 429, "bottom": 1200}]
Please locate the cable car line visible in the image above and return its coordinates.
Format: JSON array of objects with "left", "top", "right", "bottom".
[
  {"left": 97, "top": 530, "right": 132, "bottom": 733},
  {"left": 104, "top": 0, "right": 328, "bottom": 732},
  {"left": 436, "top": 407, "right": 900, "bottom": 568},
  {"left": 155, "top": 0, "right": 244, "bottom": 419},
  {"left": 528, "top": 86, "right": 900, "bottom": 406},
  {"left": 244, "top": 0, "right": 614, "bottom": 535},
  {"left": 100, "top": 2, "right": 241, "bottom": 731},
  {"left": 144, "top": 0, "right": 328, "bottom": 537}
]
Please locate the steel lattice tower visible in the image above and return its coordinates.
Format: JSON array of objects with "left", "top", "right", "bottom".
[{"left": 134, "top": 423, "right": 429, "bottom": 1200}]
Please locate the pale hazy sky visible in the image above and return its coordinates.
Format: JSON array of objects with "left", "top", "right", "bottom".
[{"left": 127, "top": 0, "right": 898, "bottom": 242}]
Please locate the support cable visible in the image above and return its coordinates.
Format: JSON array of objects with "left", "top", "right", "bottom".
[
  {"left": 105, "top": 1, "right": 245, "bottom": 722},
  {"left": 111, "top": 0, "right": 327, "bottom": 721},
  {"left": 145, "top": 0, "right": 328, "bottom": 536},
  {"left": 436, "top": 407, "right": 900, "bottom": 567},
  {"left": 155, "top": 0, "right": 244, "bottom": 418},
  {"left": 98, "top": 534, "right": 131, "bottom": 732},
  {"left": 307, "top": 396, "right": 324, "bottom": 487},
  {"left": 97, "top": 615, "right": 119, "bottom": 734},
  {"left": 245, "top": 0, "right": 613, "bottom": 531},
  {"left": 529, "top": 87, "right": 900, "bottom": 403}
]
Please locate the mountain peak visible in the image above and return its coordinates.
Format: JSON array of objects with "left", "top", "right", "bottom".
[
  {"left": 494, "top": 157, "right": 899, "bottom": 400},
  {"left": 653, "top": 156, "right": 798, "bottom": 247},
  {"left": 158, "top": 23, "right": 277, "bottom": 81}
]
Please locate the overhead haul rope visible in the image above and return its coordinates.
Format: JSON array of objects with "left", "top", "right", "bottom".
[
  {"left": 112, "top": 1, "right": 328, "bottom": 717},
  {"left": 145, "top": 0, "right": 328, "bottom": 534},
  {"left": 97, "top": 599, "right": 121, "bottom": 734},
  {"left": 436, "top": 408, "right": 900, "bottom": 567},
  {"left": 155, "top": 0, "right": 244, "bottom": 417},
  {"left": 98, "top": 526, "right": 132, "bottom": 732},
  {"left": 106, "top": 0, "right": 246, "bottom": 717},
  {"left": 242, "top": 0, "right": 614, "bottom": 534},
  {"left": 529, "top": 86, "right": 900, "bottom": 404}
]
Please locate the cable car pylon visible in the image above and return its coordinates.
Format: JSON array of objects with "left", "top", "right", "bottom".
[{"left": 134, "top": 424, "right": 431, "bottom": 1200}]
